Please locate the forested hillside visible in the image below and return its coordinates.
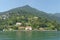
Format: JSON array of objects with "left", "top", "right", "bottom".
[{"left": 0, "top": 5, "right": 60, "bottom": 31}]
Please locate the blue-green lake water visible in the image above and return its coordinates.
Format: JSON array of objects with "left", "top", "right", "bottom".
[{"left": 0, "top": 31, "right": 60, "bottom": 40}]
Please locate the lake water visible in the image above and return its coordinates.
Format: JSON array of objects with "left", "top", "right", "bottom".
[{"left": 0, "top": 31, "right": 60, "bottom": 40}]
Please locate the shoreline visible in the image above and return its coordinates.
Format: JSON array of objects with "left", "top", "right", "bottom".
[{"left": 1, "top": 29, "right": 58, "bottom": 32}]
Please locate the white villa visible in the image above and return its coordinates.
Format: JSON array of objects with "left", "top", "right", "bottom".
[
  {"left": 16, "top": 22, "right": 22, "bottom": 26},
  {"left": 25, "top": 26, "right": 32, "bottom": 30}
]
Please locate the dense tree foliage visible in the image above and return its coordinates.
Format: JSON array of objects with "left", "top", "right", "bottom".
[{"left": 0, "top": 5, "right": 60, "bottom": 31}]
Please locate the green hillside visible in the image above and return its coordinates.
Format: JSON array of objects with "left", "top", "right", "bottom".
[{"left": 0, "top": 5, "right": 60, "bottom": 31}]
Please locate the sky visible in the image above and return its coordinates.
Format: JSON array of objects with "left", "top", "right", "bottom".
[{"left": 0, "top": 0, "right": 60, "bottom": 13}]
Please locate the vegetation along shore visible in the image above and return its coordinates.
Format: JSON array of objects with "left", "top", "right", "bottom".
[{"left": 0, "top": 5, "right": 60, "bottom": 31}]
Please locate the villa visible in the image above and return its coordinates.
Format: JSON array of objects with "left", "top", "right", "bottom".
[
  {"left": 16, "top": 22, "right": 22, "bottom": 26},
  {"left": 25, "top": 26, "right": 32, "bottom": 30},
  {"left": 18, "top": 26, "right": 25, "bottom": 30}
]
